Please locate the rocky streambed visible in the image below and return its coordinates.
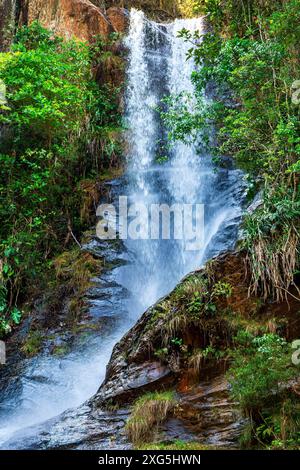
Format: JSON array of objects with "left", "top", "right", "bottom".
[{"left": 4, "top": 245, "right": 300, "bottom": 450}]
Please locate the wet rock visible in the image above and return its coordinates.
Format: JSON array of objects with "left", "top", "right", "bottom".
[
  {"left": 246, "top": 191, "right": 263, "bottom": 214},
  {"left": 89, "top": 249, "right": 300, "bottom": 448},
  {"left": 4, "top": 248, "right": 299, "bottom": 449},
  {"left": 2, "top": 403, "right": 130, "bottom": 449},
  {"left": 177, "top": 373, "right": 247, "bottom": 448},
  {"left": 94, "top": 361, "right": 174, "bottom": 406}
]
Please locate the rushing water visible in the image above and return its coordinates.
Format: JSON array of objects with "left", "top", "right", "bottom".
[{"left": 0, "top": 9, "right": 245, "bottom": 448}]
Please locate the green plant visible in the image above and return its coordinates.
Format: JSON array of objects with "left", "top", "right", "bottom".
[
  {"left": 170, "top": 337, "right": 184, "bottom": 348},
  {"left": 0, "top": 22, "right": 122, "bottom": 336},
  {"left": 21, "top": 330, "right": 44, "bottom": 356},
  {"left": 189, "top": 345, "right": 225, "bottom": 373},
  {"left": 126, "top": 391, "right": 176, "bottom": 445},
  {"left": 175, "top": 275, "right": 208, "bottom": 298},
  {"left": 187, "top": 291, "right": 204, "bottom": 317},
  {"left": 228, "top": 334, "right": 298, "bottom": 414},
  {"left": 137, "top": 440, "right": 214, "bottom": 450},
  {"left": 212, "top": 281, "right": 233, "bottom": 298},
  {"left": 244, "top": 185, "right": 300, "bottom": 302},
  {"left": 154, "top": 347, "right": 169, "bottom": 360},
  {"left": 250, "top": 400, "right": 300, "bottom": 449}
]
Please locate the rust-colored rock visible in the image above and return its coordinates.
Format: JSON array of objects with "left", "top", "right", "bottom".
[
  {"left": 105, "top": 1, "right": 178, "bottom": 21},
  {"left": 106, "top": 6, "right": 128, "bottom": 33},
  {"left": 176, "top": 372, "right": 247, "bottom": 448},
  {"left": 20, "top": 0, "right": 113, "bottom": 42}
]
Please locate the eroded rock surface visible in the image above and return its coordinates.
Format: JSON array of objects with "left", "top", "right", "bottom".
[
  {"left": 107, "top": 6, "right": 128, "bottom": 32},
  {"left": 176, "top": 372, "right": 246, "bottom": 448},
  {"left": 3, "top": 249, "right": 299, "bottom": 449},
  {"left": 20, "top": 0, "right": 112, "bottom": 41},
  {"left": 91, "top": 249, "right": 300, "bottom": 447},
  {"left": 2, "top": 404, "right": 130, "bottom": 449}
]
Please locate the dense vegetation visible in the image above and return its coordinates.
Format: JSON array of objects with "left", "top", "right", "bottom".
[
  {"left": 0, "top": 22, "right": 122, "bottom": 336},
  {"left": 228, "top": 331, "right": 300, "bottom": 448},
  {"left": 155, "top": 0, "right": 300, "bottom": 450},
  {"left": 161, "top": 0, "right": 300, "bottom": 305}
]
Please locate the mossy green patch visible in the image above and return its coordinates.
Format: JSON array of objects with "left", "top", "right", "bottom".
[{"left": 21, "top": 331, "right": 44, "bottom": 357}]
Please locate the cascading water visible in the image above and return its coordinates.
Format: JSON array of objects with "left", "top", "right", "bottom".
[
  {"left": 0, "top": 9, "right": 245, "bottom": 448},
  {"left": 116, "top": 10, "right": 244, "bottom": 316}
]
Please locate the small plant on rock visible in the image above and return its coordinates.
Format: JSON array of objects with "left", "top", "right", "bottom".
[{"left": 126, "top": 391, "right": 176, "bottom": 445}]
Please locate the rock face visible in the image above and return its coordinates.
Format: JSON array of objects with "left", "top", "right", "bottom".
[
  {"left": 12, "top": 1, "right": 129, "bottom": 42},
  {"left": 0, "top": 1, "right": 174, "bottom": 49},
  {"left": 106, "top": 6, "right": 128, "bottom": 32},
  {"left": 19, "top": 0, "right": 110, "bottom": 41},
  {"left": 90, "top": 251, "right": 254, "bottom": 447},
  {"left": 91, "top": 249, "right": 300, "bottom": 447},
  {"left": 176, "top": 371, "right": 246, "bottom": 447},
  {"left": 3, "top": 249, "right": 300, "bottom": 449},
  {"left": 0, "top": 0, "right": 17, "bottom": 50},
  {"left": 2, "top": 403, "right": 131, "bottom": 450}
]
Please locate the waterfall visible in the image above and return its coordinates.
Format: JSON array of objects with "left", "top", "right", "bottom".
[
  {"left": 0, "top": 9, "right": 245, "bottom": 448},
  {"left": 124, "top": 9, "right": 157, "bottom": 172},
  {"left": 117, "top": 9, "right": 244, "bottom": 315}
]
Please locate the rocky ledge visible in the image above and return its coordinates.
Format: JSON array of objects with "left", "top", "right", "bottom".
[
  {"left": 3, "top": 249, "right": 300, "bottom": 449},
  {"left": 91, "top": 249, "right": 300, "bottom": 448}
]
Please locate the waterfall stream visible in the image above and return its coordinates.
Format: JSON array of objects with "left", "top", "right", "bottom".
[{"left": 0, "top": 9, "right": 245, "bottom": 448}]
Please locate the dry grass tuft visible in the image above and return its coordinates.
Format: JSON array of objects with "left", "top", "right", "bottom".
[
  {"left": 188, "top": 349, "right": 203, "bottom": 374},
  {"left": 79, "top": 179, "right": 101, "bottom": 223},
  {"left": 248, "top": 226, "right": 300, "bottom": 303},
  {"left": 126, "top": 391, "right": 176, "bottom": 445},
  {"left": 163, "top": 314, "right": 187, "bottom": 346},
  {"left": 54, "top": 248, "right": 101, "bottom": 295},
  {"left": 53, "top": 248, "right": 102, "bottom": 322}
]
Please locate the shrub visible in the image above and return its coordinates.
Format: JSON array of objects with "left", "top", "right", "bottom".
[
  {"left": 0, "top": 23, "right": 122, "bottom": 336},
  {"left": 228, "top": 333, "right": 298, "bottom": 414}
]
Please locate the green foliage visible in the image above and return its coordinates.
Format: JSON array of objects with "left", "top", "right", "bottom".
[
  {"left": 228, "top": 333, "right": 298, "bottom": 413},
  {"left": 154, "top": 347, "right": 169, "bottom": 360},
  {"left": 13, "top": 21, "right": 59, "bottom": 51},
  {"left": 241, "top": 399, "right": 300, "bottom": 449},
  {"left": 0, "top": 23, "right": 122, "bottom": 336},
  {"left": 21, "top": 330, "right": 44, "bottom": 357},
  {"left": 183, "top": 279, "right": 231, "bottom": 319},
  {"left": 161, "top": 0, "right": 300, "bottom": 302},
  {"left": 170, "top": 337, "right": 183, "bottom": 348},
  {"left": 189, "top": 345, "right": 226, "bottom": 373},
  {"left": 212, "top": 281, "right": 232, "bottom": 298}
]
